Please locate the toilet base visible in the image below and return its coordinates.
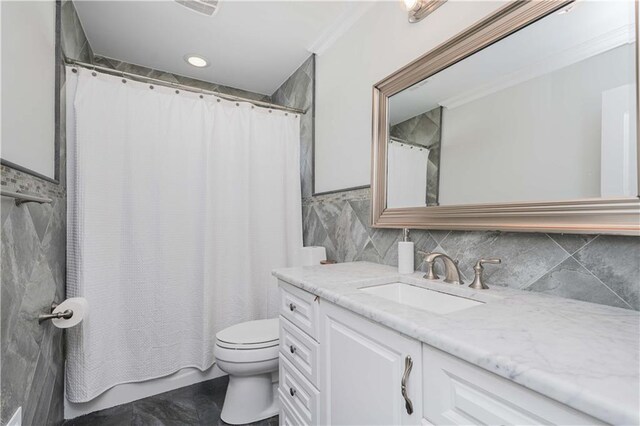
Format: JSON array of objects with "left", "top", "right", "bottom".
[{"left": 220, "top": 372, "right": 279, "bottom": 425}]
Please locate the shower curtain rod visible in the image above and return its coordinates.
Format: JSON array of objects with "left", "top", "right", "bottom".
[
  {"left": 389, "top": 136, "right": 429, "bottom": 150},
  {"left": 64, "top": 58, "right": 306, "bottom": 115}
]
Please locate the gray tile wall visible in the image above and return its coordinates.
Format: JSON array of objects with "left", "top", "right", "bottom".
[
  {"left": 272, "top": 55, "right": 314, "bottom": 198},
  {"left": 60, "top": 0, "right": 93, "bottom": 64},
  {"left": 302, "top": 188, "right": 640, "bottom": 310},
  {"left": 275, "top": 56, "right": 640, "bottom": 312},
  {"left": 1, "top": 1, "right": 89, "bottom": 424},
  {"left": 1, "top": 180, "right": 66, "bottom": 426}
]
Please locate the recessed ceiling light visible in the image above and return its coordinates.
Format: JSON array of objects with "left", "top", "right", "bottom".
[{"left": 184, "top": 55, "right": 209, "bottom": 68}]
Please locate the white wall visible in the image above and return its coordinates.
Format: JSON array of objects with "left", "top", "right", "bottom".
[
  {"left": 1, "top": 0, "right": 57, "bottom": 179},
  {"left": 314, "top": 1, "right": 505, "bottom": 193},
  {"left": 438, "top": 44, "right": 636, "bottom": 205}
]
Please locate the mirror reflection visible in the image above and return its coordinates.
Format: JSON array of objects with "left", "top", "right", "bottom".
[{"left": 387, "top": 1, "right": 637, "bottom": 208}]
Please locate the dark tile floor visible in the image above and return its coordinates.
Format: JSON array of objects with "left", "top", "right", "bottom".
[{"left": 63, "top": 376, "right": 278, "bottom": 426}]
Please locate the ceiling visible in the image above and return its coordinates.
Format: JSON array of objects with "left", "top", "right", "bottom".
[
  {"left": 73, "top": 0, "right": 366, "bottom": 95},
  {"left": 389, "top": 0, "right": 636, "bottom": 124}
]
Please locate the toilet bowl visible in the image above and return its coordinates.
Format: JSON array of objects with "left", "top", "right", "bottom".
[{"left": 214, "top": 318, "right": 280, "bottom": 425}]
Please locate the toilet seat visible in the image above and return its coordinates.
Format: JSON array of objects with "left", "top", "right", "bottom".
[
  {"left": 215, "top": 343, "right": 278, "bottom": 363},
  {"left": 216, "top": 339, "right": 279, "bottom": 350},
  {"left": 214, "top": 318, "right": 280, "bottom": 362},
  {"left": 216, "top": 318, "right": 279, "bottom": 349}
]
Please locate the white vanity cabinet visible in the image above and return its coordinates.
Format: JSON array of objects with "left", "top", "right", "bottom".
[
  {"left": 278, "top": 280, "right": 422, "bottom": 426},
  {"left": 277, "top": 280, "right": 604, "bottom": 426}
]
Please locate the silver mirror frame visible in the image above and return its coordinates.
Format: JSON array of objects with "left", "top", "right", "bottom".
[{"left": 371, "top": 0, "right": 640, "bottom": 236}]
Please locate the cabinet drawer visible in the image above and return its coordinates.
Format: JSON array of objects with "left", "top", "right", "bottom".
[
  {"left": 279, "top": 355, "right": 319, "bottom": 425},
  {"left": 279, "top": 389, "right": 308, "bottom": 426},
  {"left": 280, "top": 316, "right": 320, "bottom": 388},
  {"left": 422, "top": 344, "right": 602, "bottom": 425},
  {"left": 279, "top": 281, "right": 319, "bottom": 340}
]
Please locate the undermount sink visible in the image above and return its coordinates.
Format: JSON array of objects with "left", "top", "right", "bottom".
[{"left": 359, "top": 282, "right": 483, "bottom": 314}]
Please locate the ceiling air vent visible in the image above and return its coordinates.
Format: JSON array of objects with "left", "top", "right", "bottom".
[{"left": 174, "top": 0, "right": 220, "bottom": 17}]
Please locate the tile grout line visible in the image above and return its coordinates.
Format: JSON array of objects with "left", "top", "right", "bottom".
[
  {"left": 356, "top": 237, "right": 384, "bottom": 263},
  {"left": 545, "top": 232, "right": 576, "bottom": 256},
  {"left": 574, "top": 254, "right": 634, "bottom": 309},
  {"left": 519, "top": 234, "right": 572, "bottom": 290},
  {"left": 568, "top": 236, "right": 634, "bottom": 308},
  {"left": 568, "top": 236, "right": 635, "bottom": 309},
  {"left": 571, "top": 234, "right": 599, "bottom": 255},
  {"left": 429, "top": 230, "right": 451, "bottom": 246},
  {"left": 546, "top": 236, "right": 632, "bottom": 309}
]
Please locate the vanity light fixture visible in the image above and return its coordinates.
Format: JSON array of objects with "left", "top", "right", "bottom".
[
  {"left": 403, "top": 0, "right": 447, "bottom": 23},
  {"left": 184, "top": 55, "right": 209, "bottom": 68}
]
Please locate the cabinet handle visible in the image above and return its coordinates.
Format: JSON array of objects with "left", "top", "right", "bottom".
[
  {"left": 290, "top": 345, "right": 297, "bottom": 354},
  {"left": 289, "top": 387, "right": 297, "bottom": 397},
  {"left": 289, "top": 303, "right": 296, "bottom": 312},
  {"left": 401, "top": 355, "right": 414, "bottom": 415}
]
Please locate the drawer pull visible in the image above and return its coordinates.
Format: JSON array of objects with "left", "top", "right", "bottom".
[
  {"left": 289, "top": 387, "right": 297, "bottom": 397},
  {"left": 401, "top": 355, "right": 414, "bottom": 415},
  {"left": 289, "top": 303, "right": 296, "bottom": 312},
  {"left": 290, "top": 345, "right": 297, "bottom": 354}
]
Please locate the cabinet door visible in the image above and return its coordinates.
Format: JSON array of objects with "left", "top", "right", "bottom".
[
  {"left": 422, "top": 344, "right": 603, "bottom": 425},
  {"left": 320, "top": 301, "right": 422, "bottom": 425}
]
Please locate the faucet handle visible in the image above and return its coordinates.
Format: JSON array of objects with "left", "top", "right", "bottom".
[
  {"left": 478, "top": 258, "right": 501, "bottom": 266},
  {"left": 469, "top": 258, "right": 501, "bottom": 290},
  {"left": 417, "top": 251, "right": 439, "bottom": 280}
]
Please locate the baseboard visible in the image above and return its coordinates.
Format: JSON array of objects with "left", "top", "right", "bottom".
[{"left": 64, "top": 364, "right": 226, "bottom": 420}]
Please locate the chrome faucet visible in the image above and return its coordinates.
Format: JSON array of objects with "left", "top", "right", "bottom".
[{"left": 418, "top": 251, "right": 464, "bottom": 285}]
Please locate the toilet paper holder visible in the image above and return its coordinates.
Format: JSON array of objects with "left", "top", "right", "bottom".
[{"left": 38, "top": 302, "right": 73, "bottom": 324}]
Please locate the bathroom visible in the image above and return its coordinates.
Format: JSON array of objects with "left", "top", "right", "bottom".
[{"left": 1, "top": 0, "right": 639, "bottom": 425}]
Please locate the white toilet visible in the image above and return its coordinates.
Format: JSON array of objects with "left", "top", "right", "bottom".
[{"left": 214, "top": 318, "right": 280, "bottom": 425}]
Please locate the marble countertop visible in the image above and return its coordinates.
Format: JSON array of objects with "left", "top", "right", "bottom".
[{"left": 273, "top": 262, "right": 640, "bottom": 425}]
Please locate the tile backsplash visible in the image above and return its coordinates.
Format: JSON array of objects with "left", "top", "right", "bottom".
[{"left": 302, "top": 189, "right": 640, "bottom": 311}]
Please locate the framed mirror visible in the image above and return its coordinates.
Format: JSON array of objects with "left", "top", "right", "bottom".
[{"left": 372, "top": 0, "right": 640, "bottom": 235}]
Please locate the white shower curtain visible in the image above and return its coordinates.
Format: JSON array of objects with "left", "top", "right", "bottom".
[
  {"left": 387, "top": 141, "right": 429, "bottom": 208},
  {"left": 65, "top": 67, "right": 302, "bottom": 402}
]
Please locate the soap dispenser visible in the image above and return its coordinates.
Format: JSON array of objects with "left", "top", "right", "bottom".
[{"left": 398, "top": 228, "right": 414, "bottom": 274}]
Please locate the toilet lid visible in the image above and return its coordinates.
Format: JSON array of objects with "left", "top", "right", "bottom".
[{"left": 216, "top": 318, "right": 279, "bottom": 348}]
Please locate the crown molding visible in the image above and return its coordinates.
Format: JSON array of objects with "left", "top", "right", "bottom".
[
  {"left": 306, "top": 2, "right": 374, "bottom": 56},
  {"left": 440, "top": 24, "right": 634, "bottom": 109}
]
